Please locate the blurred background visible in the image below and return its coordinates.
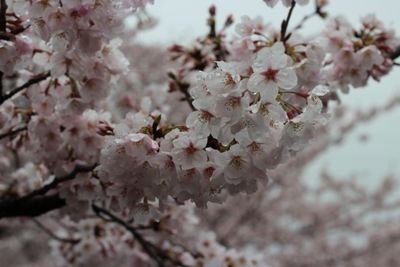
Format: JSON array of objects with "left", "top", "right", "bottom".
[{"left": 136, "top": 0, "right": 400, "bottom": 187}]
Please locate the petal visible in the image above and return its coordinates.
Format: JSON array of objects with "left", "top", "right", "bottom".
[
  {"left": 247, "top": 74, "right": 266, "bottom": 93},
  {"left": 186, "top": 111, "right": 200, "bottom": 128},
  {"left": 276, "top": 69, "right": 297, "bottom": 89},
  {"left": 269, "top": 53, "right": 288, "bottom": 69},
  {"left": 261, "top": 81, "right": 279, "bottom": 100},
  {"left": 172, "top": 135, "right": 189, "bottom": 149},
  {"left": 312, "top": 85, "right": 330, "bottom": 96},
  {"left": 253, "top": 47, "right": 272, "bottom": 72},
  {"left": 271, "top": 42, "right": 285, "bottom": 54}
]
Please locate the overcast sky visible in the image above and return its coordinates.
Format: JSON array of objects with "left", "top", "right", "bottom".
[{"left": 138, "top": 0, "right": 400, "bottom": 186}]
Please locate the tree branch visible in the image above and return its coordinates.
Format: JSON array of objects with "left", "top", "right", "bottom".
[
  {"left": 0, "top": 194, "right": 65, "bottom": 218},
  {"left": 31, "top": 217, "right": 81, "bottom": 244},
  {"left": 92, "top": 204, "right": 189, "bottom": 267},
  {"left": 0, "top": 0, "right": 7, "bottom": 98},
  {"left": 20, "top": 163, "right": 98, "bottom": 201},
  {"left": 292, "top": 9, "right": 318, "bottom": 31},
  {"left": 0, "top": 71, "right": 3, "bottom": 98},
  {"left": 0, "top": 125, "right": 27, "bottom": 140},
  {"left": 390, "top": 46, "right": 400, "bottom": 60},
  {"left": 280, "top": 0, "right": 296, "bottom": 43},
  {"left": 0, "top": 164, "right": 97, "bottom": 219},
  {"left": 0, "top": 30, "right": 12, "bottom": 40},
  {"left": 0, "top": 0, "right": 7, "bottom": 33},
  {"left": 0, "top": 72, "right": 51, "bottom": 105}
]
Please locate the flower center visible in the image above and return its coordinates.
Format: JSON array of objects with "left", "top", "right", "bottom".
[
  {"left": 262, "top": 68, "right": 279, "bottom": 81},
  {"left": 230, "top": 156, "right": 244, "bottom": 169},
  {"left": 185, "top": 143, "right": 198, "bottom": 155}
]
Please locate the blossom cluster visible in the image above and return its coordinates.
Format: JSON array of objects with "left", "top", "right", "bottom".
[
  {"left": 322, "top": 14, "right": 397, "bottom": 91},
  {"left": 0, "top": 1, "right": 400, "bottom": 266},
  {"left": 0, "top": 0, "right": 397, "bottom": 212},
  {"left": 0, "top": 0, "right": 155, "bottom": 179},
  {"left": 47, "top": 202, "right": 270, "bottom": 267},
  {"left": 97, "top": 7, "right": 399, "bottom": 214}
]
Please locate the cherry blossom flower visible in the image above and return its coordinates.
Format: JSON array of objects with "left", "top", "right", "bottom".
[
  {"left": 248, "top": 42, "right": 298, "bottom": 100},
  {"left": 171, "top": 132, "right": 208, "bottom": 170}
]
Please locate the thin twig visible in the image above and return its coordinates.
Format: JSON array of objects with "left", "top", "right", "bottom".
[
  {"left": 92, "top": 204, "right": 188, "bottom": 267},
  {"left": 0, "top": 164, "right": 97, "bottom": 218},
  {"left": 0, "top": 72, "right": 51, "bottom": 105},
  {"left": 0, "top": 31, "right": 11, "bottom": 40},
  {"left": 180, "top": 83, "right": 195, "bottom": 111},
  {"left": 280, "top": 0, "right": 296, "bottom": 43},
  {"left": 31, "top": 218, "right": 81, "bottom": 244},
  {"left": 0, "top": 0, "right": 7, "bottom": 32},
  {"left": 168, "top": 72, "right": 195, "bottom": 111},
  {"left": 0, "top": 72, "right": 3, "bottom": 98},
  {"left": 390, "top": 46, "right": 400, "bottom": 60},
  {"left": 0, "top": 0, "right": 7, "bottom": 98},
  {"left": 292, "top": 10, "right": 317, "bottom": 31},
  {"left": 20, "top": 163, "right": 98, "bottom": 201},
  {"left": 0, "top": 125, "right": 27, "bottom": 140}
]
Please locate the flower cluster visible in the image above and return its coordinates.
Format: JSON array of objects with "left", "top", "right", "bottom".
[
  {"left": 322, "top": 14, "right": 398, "bottom": 92},
  {"left": 49, "top": 202, "right": 270, "bottom": 267},
  {"left": 99, "top": 4, "right": 400, "bottom": 213},
  {"left": 0, "top": 1, "right": 400, "bottom": 267}
]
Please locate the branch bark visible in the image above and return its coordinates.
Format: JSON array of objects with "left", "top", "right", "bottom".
[
  {"left": 0, "top": 164, "right": 97, "bottom": 219},
  {"left": 280, "top": 0, "right": 296, "bottom": 43},
  {"left": 0, "top": 125, "right": 27, "bottom": 140},
  {"left": 20, "top": 164, "right": 97, "bottom": 201},
  {"left": 0, "top": 194, "right": 65, "bottom": 218},
  {"left": 0, "top": 0, "right": 6, "bottom": 32},
  {"left": 92, "top": 204, "right": 189, "bottom": 267},
  {"left": 0, "top": 72, "right": 51, "bottom": 105},
  {"left": 0, "top": 0, "right": 7, "bottom": 98},
  {"left": 390, "top": 46, "right": 400, "bottom": 60},
  {"left": 31, "top": 218, "right": 80, "bottom": 244}
]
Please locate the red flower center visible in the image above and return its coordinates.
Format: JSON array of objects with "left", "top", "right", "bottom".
[
  {"left": 185, "top": 143, "right": 197, "bottom": 155},
  {"left": 262, "top": 68, "right": 279, "bottom": 81}
]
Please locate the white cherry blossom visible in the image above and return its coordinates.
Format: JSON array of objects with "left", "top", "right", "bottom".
[
  {"left": 248, "top": 42, "right": 298, "bottom": 100},
  {"left": 171, "top": 132, "right": 208, "bottom": 170}
]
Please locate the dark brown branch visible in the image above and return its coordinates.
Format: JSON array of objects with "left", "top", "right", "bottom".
[
  {"left": 31, "top": 218, "right": 81, "bottom": 244},
  {"left": 180, "top": 82, "right": 195, "bottom": 111},
  {"left": 168, "top": 72, "right": 195, "bottom": 111},
  {"left": 292, "top": 10, "right": 317, "bottom": 31},
  {"left": 20, "top": 163, "right": 97, "bottom": 201},
  {"left": 0, "top": 30, "right": 11, "bottom": 40},
  {"left": 0, "top": 0, "right": 7, "bottom": 32},
  {"left": 0, "top": 125, "right": 27, "bottom": 140},
  {"left": 280, "top": 0, "right": 296, "bottom": 43},
  {"left": 0, "top": 164, "right": 97, "bottom": 219},
  {"left": 390, "top": 46, "right": 400, "bottom": 60},
  {"left": 92, "top": 204, "right": 188, "bottom": 267},
  {"left": 0, "top": 194, "right": 65, "bottom": 218},
  {"left": 292, "top": 3, "right": 326, "bottom": 32},
  {"left": 0, "top": 71, "right": 3, "bottom": 98},
  {"left": 207, "top": 5, "right": 216, "bottom": 39},
  {"left": 0, "top": 72, "right": 51, "bottom": 105},
  {"left": 0, "top": 0, "right": 7, "bottom": 97}
]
